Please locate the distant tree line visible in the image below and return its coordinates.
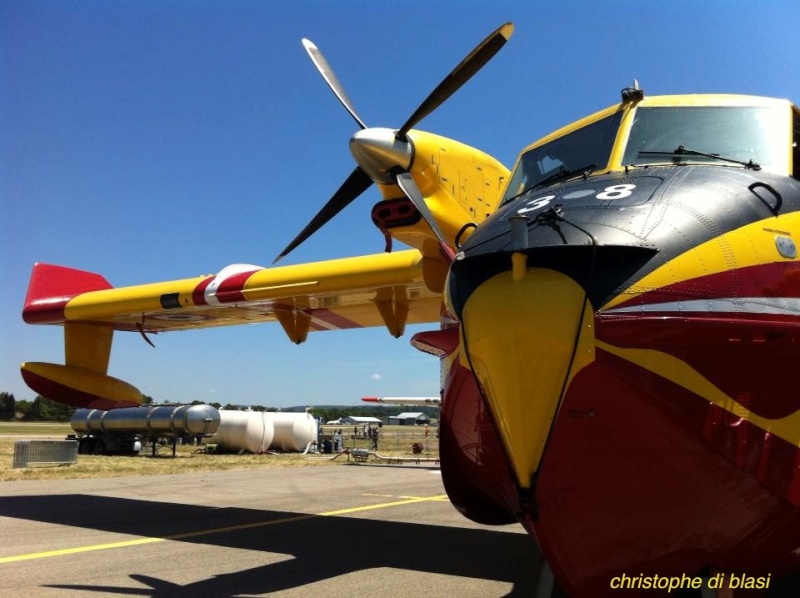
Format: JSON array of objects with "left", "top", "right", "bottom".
[
  {"left": 0, "top": 391, "right": 153, "bottom": 422},
  {"left": 1, "top": 391, "right": 438, "bottom": 423},
  {"left": 1, "top": 392, "right": 72, "bottom": 422}
]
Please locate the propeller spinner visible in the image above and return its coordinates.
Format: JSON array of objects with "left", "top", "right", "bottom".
[{"left": 273, "top": 22, "right": 514, "bottom": 264}]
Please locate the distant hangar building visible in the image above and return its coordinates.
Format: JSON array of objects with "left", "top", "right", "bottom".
[{"left": 388, "top": 412, "right": 430, "bottom": 426}]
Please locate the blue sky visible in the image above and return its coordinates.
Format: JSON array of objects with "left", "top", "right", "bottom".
[{"left": 2, "top": 0, "right": 799, "bottom": 407}]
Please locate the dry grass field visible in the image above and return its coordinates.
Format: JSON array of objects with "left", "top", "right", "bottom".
[
  {"left": 0, "top": 422, "right": 438, "bottom": 482},
  {"left": 0, "top": 422, "right": 73, "bottom": 437}
]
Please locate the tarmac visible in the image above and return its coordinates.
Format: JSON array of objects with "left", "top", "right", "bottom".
[{"left": 0, "top": 461, "right": 542, "bottom": 597}]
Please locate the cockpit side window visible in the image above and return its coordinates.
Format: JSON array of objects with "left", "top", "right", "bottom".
[{"left": 502, "top": 111, "right": 623, "bottom": 202}]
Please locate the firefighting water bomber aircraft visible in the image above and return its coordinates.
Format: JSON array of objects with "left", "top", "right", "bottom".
[{"left": 20, "top": 21, "right": 800, "bottom": 596}]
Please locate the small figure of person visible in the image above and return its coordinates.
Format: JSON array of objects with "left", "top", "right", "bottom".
[
  {"left": 334, "top": 429, "right": 343, "bottom": 451},
  {"left": 371, "top": 426, "right": 380, "bottom": 450}
]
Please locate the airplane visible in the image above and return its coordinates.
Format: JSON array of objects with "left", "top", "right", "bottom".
[
  {"left": 19, "top": 21, "right": 800, "bottom": 596},
  {"left": 361, "top": 396, "right": 440, "bottom": 406}
]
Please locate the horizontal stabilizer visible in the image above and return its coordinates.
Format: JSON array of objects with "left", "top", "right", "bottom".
[{"left": 23, "top": 263, "right": 113, "bottom": 324}]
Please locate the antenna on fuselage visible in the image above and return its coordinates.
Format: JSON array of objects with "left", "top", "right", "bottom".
[{"left": 621, "top": 79, "right": 644, "bottom": 103}]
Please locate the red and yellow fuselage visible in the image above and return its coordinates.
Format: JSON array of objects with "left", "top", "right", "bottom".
[{"left": 437, "top": 94, "right": 800, "bottom": 594}]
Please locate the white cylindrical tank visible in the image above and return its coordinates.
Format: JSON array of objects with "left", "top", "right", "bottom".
[
  {"left": 213, "top": 411, "right": 275, "bottom": 453},
  {"left": 271, "top": 412, "right": 318, "bottom": 452},
  {"left": 212, "top": 411, "right": 317, "bottom": 453}
]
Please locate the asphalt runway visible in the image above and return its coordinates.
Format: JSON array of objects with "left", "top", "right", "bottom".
[{"left": 0, "top": 462, "right": 542, "bottom": 597}]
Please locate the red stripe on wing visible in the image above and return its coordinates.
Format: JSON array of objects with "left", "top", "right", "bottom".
[
  {"left": 310, "top": 308, "right": 361, "bottom": 330},
  {"left": 192, "top": 276, "right": 214, "bottom": 306},
  {"left": 213, "top": 271, "right": 259, "bottom": 303}
]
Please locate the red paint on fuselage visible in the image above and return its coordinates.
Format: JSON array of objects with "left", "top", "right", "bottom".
[
  {"left": 531, "top": 348, "right": 800, "bottom": 595},
  {"left": 599, "top": 314, "right": 800, "bottom": 421},
  {"left": 611, "top": 262, "right": 800, "bottom": 313},
  {"left": 437, "top": 311, "right": 800, "bottom": 595},
  {"left": 439, "top": 359, "right": 520, "bottom": 525}
]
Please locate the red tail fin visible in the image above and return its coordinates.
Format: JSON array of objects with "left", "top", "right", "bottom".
[{"left": 23, "top": 263, "right": 113, "bottom": 324}]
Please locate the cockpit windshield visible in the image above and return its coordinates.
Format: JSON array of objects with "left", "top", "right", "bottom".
[
  {"left": 502, "top": 111, "right": 623, "bottom": 203},
  {"left": 502, "top": 101, "right": 789, "bottom": 205},
  {"left": 622, "top": 106, "right": 785, "bottom": 171}
]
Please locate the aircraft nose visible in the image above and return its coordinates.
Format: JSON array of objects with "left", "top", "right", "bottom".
[
  {"left": 349, "top": 127, "right": 413, "bottom": 184},
  {"left": 449, "top": 264, "right": 596, "bottom": 490}
]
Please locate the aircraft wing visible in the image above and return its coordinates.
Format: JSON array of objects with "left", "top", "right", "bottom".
[
  {"left": 24, "top": 249, "right": 442, "bottom": 336},
  {"left": 21, "top": 249, "right": 444, "bottom": 409}
]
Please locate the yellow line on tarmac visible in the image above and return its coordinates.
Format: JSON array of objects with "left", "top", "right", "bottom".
[
  {"left": 321, "top": 495, "right": 447, "bottom": 516},
  {"left": 0, "top": 537, "right": 164, "bottom": 564},
  {"left": 0, "top": 494, "right": 447, "bottom": 564}
]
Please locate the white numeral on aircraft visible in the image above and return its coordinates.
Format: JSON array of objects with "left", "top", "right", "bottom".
[
  {"left": 515, "top": 184, "right": 638, "bottom": 216},
  {"left": 517, "top": 195, "right": 555, "bottom": 214},
  {"left": 596, "top": 184, "right": 636, "bottom": 200}
]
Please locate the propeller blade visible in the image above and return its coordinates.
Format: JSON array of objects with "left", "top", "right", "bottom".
[
  {"left": 393, "top": 171, "right": 449, "bottom": 249},
  {"left": 273, "top": 167, "right": 373, "bottom": 263},
  {"left": 396, "top": 22, "right": 514, "bottom": 139},
  {"left": 302, "top": 39, "right": 368, "bottom": 130}
]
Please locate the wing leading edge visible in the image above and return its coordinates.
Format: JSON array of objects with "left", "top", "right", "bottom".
[{"left": 21, "top": 250, "right": 443, "bottom": 409}]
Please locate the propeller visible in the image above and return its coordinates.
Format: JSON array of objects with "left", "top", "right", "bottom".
[
  {"left": 273, "top": 167, "right": 373, "bottom": 263},
  {"left": 396, "top": 22, "right": 514, "bottom": 140},
  {"left": 393, "top": 171, "right": 448, "bottom": 248},
  {"left": 273, "top": 22, "right": 514, "bottom": 264},
  {"left": 301, "top": 39, "right": 367, "bottom": 131}
]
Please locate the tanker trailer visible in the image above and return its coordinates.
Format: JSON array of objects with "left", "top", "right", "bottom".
[{"left": 70, "top": 404, "right": 220, "bottom": 455}]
